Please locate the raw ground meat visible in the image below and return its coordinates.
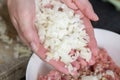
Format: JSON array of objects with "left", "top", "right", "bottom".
[{"left": 38, "top": 48, "right": 120, "bottom": 80}]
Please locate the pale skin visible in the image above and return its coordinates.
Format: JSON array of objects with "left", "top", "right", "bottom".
[{"left": 7, "top": 0, "right": 99, "bottom": 75}]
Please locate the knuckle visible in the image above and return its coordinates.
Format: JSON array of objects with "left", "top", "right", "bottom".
[{"left": 21, "top": 29, "right": 33, "bottom": 41}]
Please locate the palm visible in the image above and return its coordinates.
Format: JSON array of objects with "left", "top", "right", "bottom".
[
  {"left": 36, "top": 17, "right": 98, "bottom": 75},
  {"left": 36, "top": 0, "right": 98, "bottom": 75}
]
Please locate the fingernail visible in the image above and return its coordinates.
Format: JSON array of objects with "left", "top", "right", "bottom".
[
  {"left": 31, "top": 42, "right": 38, "bottom": 53},
  {"left": 94, "top": 13, "right": 99, "bottom": 21}
]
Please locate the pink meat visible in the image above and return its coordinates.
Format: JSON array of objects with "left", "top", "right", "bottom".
[
  {"left": 39, "top": 70, "right": 62, "bottom": 80},
  {"left": 38, "top": 48, "right": 120, "bottom": 80},
  {"left": 44, "top": 4, "right": 53, "bottom": 9}
]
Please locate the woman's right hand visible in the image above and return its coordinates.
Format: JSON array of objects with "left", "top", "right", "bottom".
[{"left": 61, "top": 0, "right": 99, "bottom": 21}]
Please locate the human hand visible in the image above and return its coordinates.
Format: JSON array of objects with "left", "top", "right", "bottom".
[
  {"left": 6, "top": 0, "right": 70, "bottom": 75},
  {"left": 7, "top": 0, "right": 42, "bottom": 53},
  {"left": 43, "top": 0, "right": 99, "bottom": 76},
  {"left": 7, "top": 0, "right": 98, "bottom": 76},
  {"left": 61, "top": 0, "right": 99, "bottom": 65},
  {"left": 62, "top": 0, "right": 99, "bottom": 70},
  {"left": 57, "top": 0, "right": 99, "bottom": 75},
  {"left": 61, "top": 0, "right": 99, "bottom": 21}
]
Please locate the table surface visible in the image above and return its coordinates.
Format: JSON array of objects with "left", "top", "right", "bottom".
[{"left": 90, "top": 0, "right": 120, "bottom": 34}]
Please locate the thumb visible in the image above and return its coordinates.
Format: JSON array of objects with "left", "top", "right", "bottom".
[
  {"left": 18, "top": 13, "right": 40, "bottom": 53},
  {"left": 18, "top": 12, "right": 47, "bottom": 59}
]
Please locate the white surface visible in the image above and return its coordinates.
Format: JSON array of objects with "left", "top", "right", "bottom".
[{"left": 26, "top": 28, "right": 120, "bottom": 80}]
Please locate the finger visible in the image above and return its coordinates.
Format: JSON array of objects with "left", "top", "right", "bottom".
[
  {"left": 48, "top": 60, "right": 69, "bottom": 74},
  {"left": 84, "top": 2, "right": 99, "bottom": 21},
  {"left": 74, "top": 10, "right": 84, "bottom": 18},
  {"left": 10, "top": 16, "right": 29, "bottom": 46},
  {"left": 17, "top": 0, "right": 42, "bottom": 53},
  {"left": 82, "top": 17, "right": 98, "bottom": 56},
  {"left": 61, "top": 0, "right": 78, "bottom": 10},
  {"left": 18, "top": 14, "right": 40, "bottom": 54},
  {"left": 11, "top": 16, "right": 30, "bottom": 46},
  {"left": 17, "top": 32, "right": 29, "bottom": 46},
  {"left": 74, "top": 0, "right": 99, "bottom": 21}
]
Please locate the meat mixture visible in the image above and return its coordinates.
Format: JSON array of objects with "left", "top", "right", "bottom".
[{"left": 38, "top": 49, "right": 120, "bottom": 80}]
